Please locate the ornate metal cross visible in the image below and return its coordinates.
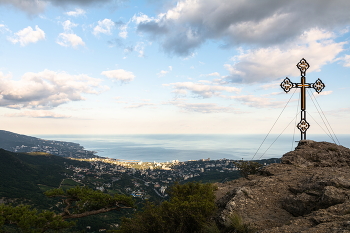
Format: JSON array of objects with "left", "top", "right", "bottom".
[{"left": 280, "top": 58, "right": 325, "bottom": 140}]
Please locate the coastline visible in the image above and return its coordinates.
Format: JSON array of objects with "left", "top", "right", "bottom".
[{"left": 33, "top": 134, "right": 350, "bottom": 162}]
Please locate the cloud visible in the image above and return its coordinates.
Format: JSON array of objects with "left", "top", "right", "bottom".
[
  {"left": 260, "top": 82, "right": 281, "bottom": 90},
  {"left": 207, "top": 72, "right": 220, "bottom": 77},
  {"left": 0, "top": 24, "right": 10, "bottom": 33},
  {"left": 157, "top": 66, "right": 172, "bottom": 77},
  {"left": 57, "top": 33, "right": 85, "bottom": 48},
  {"left": 124, "top": 103, "right": 156, "bottom": 109},
  {"left": 49, "top": 0, "right": 115, "bottom": 7},
  {"left": 164, "top": 82, "right": 241, "bottom": 98},
  {"left": 65, "top": 8, "right": 86, "bottom": 17},
  {"left": 165, "top": 100, "right": 238, "bottom": 113},
  {"left": 0, "top": 0, "right": 123, "bottom": 15},
  {"left": 228, "top": 95, "right": 286, "bottom": 108},
  {"left": 313, "top": 90, "right": 333, "bottom": 96},
  {"left": 342, "top": 54, "right": 350, "bottom": 67},
  {"left": 0, "top": 70, "right": 102, "bottom": 110},
  {"left": 8, "top": 25, "right": 45, "bottom": 46},
  {"left": 134, "top": 0, "right": 350, "bottom": 56},
  {"left": 0, "top": 0, "right": 47, "bottom": 14},
  {"left": 222, "top": 29, "right": 345, "bottom": 83},
  {"left": 93, "top": 18, "right": 115, "bottom": 36},
  {"left": 118, "top": 24, "right": 128, "bottom": 38},
  {"left": 134, "top": 42, "right": 145, "bottom": 57},
  {"left": 5, "top": 110, "right": 70, "bottom": 118},
  {"left": 101, "top": 69, "right": 135, "bottom": 82},
  {"left": 158, "top": 70, "right": 168, "bottom": 77},
  {"left": 62, "top": 20, "right": 78, "bottom": 32},
  {"left": 56, "top": 20, "right": 84, "bottom": 48}
]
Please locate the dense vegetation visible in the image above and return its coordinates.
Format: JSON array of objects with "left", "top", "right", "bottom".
[
  {"left": 0, "top": 149, "right": 89, "bottom": 207},
  {"left": 117, "top": 182, "right": 217, "bottom": 233},
  {"left": 234, "top": 160, "right": 263, "bottom": 179},
  {"left": 0, "top": 146, "right": 274, "bottom": 232},
  {"left": 0, "top": 186, "right": 135, "bottom": 232}
]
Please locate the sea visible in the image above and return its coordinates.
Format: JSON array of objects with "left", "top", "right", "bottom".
[{"left": 34, "top": 134, "right": 350, "bottom": 163}]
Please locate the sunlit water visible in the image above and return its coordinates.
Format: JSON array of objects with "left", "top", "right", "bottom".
[{"left": 34, "top": 134, "right": 350, "bottom": 162}]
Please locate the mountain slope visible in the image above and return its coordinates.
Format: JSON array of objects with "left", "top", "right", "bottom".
[
  {"left": 0, "top": 148, "right": 89, "bottom": 207},
  {"left": 215, "top": 140, "right": 350, "bottom": 232},
  {"left": 0, "top": 130, "right": 96, "bottom": 158}
]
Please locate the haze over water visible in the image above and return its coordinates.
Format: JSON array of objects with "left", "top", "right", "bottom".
[{"left": 34, "top": 134, "right": 350, "bottom": 163}]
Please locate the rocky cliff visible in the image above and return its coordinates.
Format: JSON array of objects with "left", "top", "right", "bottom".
[{"left": 215, "top": 140, "right": 350, "bottom": 233}]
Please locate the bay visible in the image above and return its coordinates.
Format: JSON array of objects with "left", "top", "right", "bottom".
[{"left": 34, "top": 134, "right": 350, "bottom": 162}]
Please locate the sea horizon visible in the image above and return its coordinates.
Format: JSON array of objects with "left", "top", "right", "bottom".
[{"left": 33, "top": 134, "right": 350, "bottom": 163}]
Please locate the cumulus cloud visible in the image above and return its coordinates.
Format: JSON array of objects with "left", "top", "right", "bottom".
[
  {"left": 134, "top": 0, "right": 350, "bottom": 56},
  {"left": 118, "top": 23, "right": 128, "bottom": 38},
  {"left": 56, "top": 20, "right": 84, "bottom": 48},
  {"left": 49, "top": 0, "right": 114, "bottom": 7},
  {"left": 5, "top": 110, "right": 70, "bottom": 118},
  {"left": 164, "top": 82, "right": 241, "bottom": 98},
  {"left": 8, "top": 25, "right": 45, "bottom": 46},
  {"left": 93, "top": 18, "right": 115, "bottom": 36},
  {"left": 57, "top": 33, "right": 85, "bottom": 48},
  {"left": 0, "top": 0, "right": 120, "bottom": 14},
  {"left": 0, "top": 0, "right": 47, "bottom": 14},
  {"left": 0, "top": 70, "right": 102, "bottom": 109},
  {"left": 222, "top": 29, "right": 345, "bottom": 83},
  {"left": 101, "top": 69, "right": 135, "bottom": 82},
  {"left": 62, "top": 20, "right": 78, "bottom": 32},
  {"left": 65, "top": 8, "right": 86, "bottom": 17}
]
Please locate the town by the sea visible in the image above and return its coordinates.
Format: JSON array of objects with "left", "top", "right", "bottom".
[{"left": 34, "top": 134, "right": 350, "bottom": 162}]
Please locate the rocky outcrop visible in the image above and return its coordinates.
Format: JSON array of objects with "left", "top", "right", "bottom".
[{"left": 215, "top": 140, "right": 350, "bottom": 232}]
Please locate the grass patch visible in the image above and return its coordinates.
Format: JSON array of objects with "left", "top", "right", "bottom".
[
  {"left": 61, "top": 178, "right": 82, "bottom": 186},
  {"left": 38, "top": 184, "right": 55, "bottom": 192},
  {"left": 60, "top": 179, "right": 83, "bottom": 190},
  {"left": 224, "top": 212, "right": 256, "bottom": 233},
  {"left": 107, "top": 189, "right": 124, "bottom": 195}
]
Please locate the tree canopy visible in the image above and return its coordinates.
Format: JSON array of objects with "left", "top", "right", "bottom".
[
  {"left": 117, "top": 182, "right": 217, "bottom": 233},
  {"left": 0, "top": 186, "right": 135, "bottom": 232},
  {"left": 45, "top": 186, "right": 135, "bottom": 219}
]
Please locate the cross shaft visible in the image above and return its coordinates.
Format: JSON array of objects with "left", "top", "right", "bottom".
[{"left": 280, "top": 58, "right": 325, "bottom": 140}]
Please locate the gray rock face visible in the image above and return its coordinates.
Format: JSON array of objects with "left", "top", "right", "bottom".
[{"left": 215, "top": 141, "right": 350, "bottom": 232}]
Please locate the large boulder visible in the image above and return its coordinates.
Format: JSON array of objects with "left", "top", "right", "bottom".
[{"left": 215, "top": 141, "right": 350, "bottom": 232}]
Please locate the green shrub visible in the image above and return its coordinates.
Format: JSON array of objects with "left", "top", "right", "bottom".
[
  {"left": 117, "top": 182, "right": 217, "bottom": 233},
  {"left": 234, "top": 161, "right": 263, "bottom": 179},
  {"left": 223, "top": 212, "right": 256, "bottom": 233},
  {"left": 0, "top": 204, "right": 74, "bottom": 232}
]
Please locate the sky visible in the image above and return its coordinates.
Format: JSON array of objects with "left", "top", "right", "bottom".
[{"left": 0, "top": 0, "right": 349, "bottom": 136}]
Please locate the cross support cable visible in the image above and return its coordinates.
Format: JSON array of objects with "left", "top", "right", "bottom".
[{"left": 280, "top": 58, "right": 325, "bottom": 140}]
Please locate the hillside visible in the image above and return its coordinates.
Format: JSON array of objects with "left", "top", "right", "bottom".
[
  {"left": 215, "top": 140, "right": 350, "bottom": 232},
  {"left": 0, "top": 149, "right": 89, "bottom": 207},
  {"left": 0, "top": 130, "right": 96, "bottom": 158}
]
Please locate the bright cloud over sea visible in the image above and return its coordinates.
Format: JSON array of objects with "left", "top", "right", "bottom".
[{"left": 0, "top": 0, "right": 349, "bottom": 135}]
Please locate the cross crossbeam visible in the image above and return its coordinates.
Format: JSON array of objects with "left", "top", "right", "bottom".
[{"left": 280, "top": 58, "right": 325, "bottom": 140}]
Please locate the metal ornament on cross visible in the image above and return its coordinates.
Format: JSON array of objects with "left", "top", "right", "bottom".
[{"left": 280, "top": 58, "right": 325, "bottom": 141}]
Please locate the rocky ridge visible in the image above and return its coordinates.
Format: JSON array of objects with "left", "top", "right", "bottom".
[{"left": 215, "top": 140, "right": 350, "bottom": 233}]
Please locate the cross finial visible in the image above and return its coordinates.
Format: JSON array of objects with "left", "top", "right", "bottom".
[
  {"left": 280, "top": 59, "right": 325, "bottom": 140},
  {"left": 296, "top": 58, "right": 309, "bottom": 76}
]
